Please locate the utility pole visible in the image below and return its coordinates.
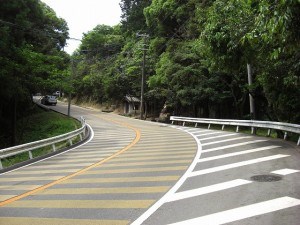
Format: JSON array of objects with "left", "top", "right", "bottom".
[
  {"left": 137, "top": 33, "right": 149, "bottom": 120},
  {"left": 247, "top": 63, "right": 255, "bottom": 120},
  {"left": 68, "top": 59, "right": 75, "bottom": 117}
]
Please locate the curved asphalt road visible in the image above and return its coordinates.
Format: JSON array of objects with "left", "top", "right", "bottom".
[
  {"left": 0, "top": 101, "right": 299, "bottom": 225},
  {"left": 0, "top": 102, "right": 197, "bottom": 225}
]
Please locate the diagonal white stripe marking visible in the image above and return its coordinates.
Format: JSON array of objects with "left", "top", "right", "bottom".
[
  {"left": 195, "top": 132, "right": 223, "bottom": 137},
  {"left": 167, "top": 179, "right": 252, "bottom": 202},
  {"left": 191, "top": 130, "right": 211, "bottom": 134},
  {"left": 199, "top": 133, "right": 238, "bottom": 141},
  {"left": 190, "top": 154, "right": 290, "bottom": 177},
  {"left": 168, "top": 197, "right": 300, "bottom": 225},
  {"left": 271, "top": 169, "right": 300, "bottom": 175},
  {"left": 181, "top": 128, "right": 201, "bottom": 132},
  {"left": 202, "top": 140, "right": 267, "bottom": 153},
  {"left": 201, "top": 136, "right": 253, "bottom": 146},
  {"left": 198, "top": 146, "right": 281, "bottom": 163}
]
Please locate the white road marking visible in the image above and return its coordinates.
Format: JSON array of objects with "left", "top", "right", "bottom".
[
  {"left": 190, "top": 154, "right": 290, "bottom": 177},
  {"left": 131, "top": 127, "right": 203, "bottom": 225},
  {"left": 199, "top": 133, "right": 238, "bottom": 141},
  {"left": 198, "top": 146, "right": 280, "bottom": 163},
  {"left": 167, "top": 179, "right": 252, "bottom": 202},
  {"left": 195, "top": 132, "right": 223, "bottom": 137},
  {"left": 201, "top": 136, "right": 253, "bottom": 146},
  {"left": 168, "top": 197, "right": 300, "bottom": 225},
  {"left": 181, "top": 128, "right": 202, "bottom": 132},
  {"left": 191, "top": 130, "right": 212, "bottom": 134},
  {"left": 202, "top": 140, "right": 267, "bottom": 153},
  {"left": 271, "top": 169, "right": 300, "bottom": 175}
]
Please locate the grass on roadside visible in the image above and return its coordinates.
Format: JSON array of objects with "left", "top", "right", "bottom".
[{"left": 1, "top": 109, "right": 81, "bottom": 169}]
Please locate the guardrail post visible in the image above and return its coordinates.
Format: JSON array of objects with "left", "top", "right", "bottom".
[
  {"left": 0, "top": 159, "right": 3, "bottom": 169},
  {"left": 208, "top": 124, "right": 211, "bottom": 129},
  {"left": 28, "top": 151, "right": 33, "bottom": 159},
  {"left": 52, "top": 144, "right": 56, "bottom": 152},
  {"left": 171, "top": 121, "right": 174, "bottom": 125},
  {"left": 79, "top": 134, "right": 83, "bottom": 141},
  {"left": 195, "top": 123, "right": 198, "bottom": 128},
  {"left": 284, "top": 132, "right": 288, "bottom": 140},
  {"left": 222, "top": 125, "right": 225, "bottom": 130},
  {"left": 297, "top": 136, "right": 300, "bottom": 146},
  {"left": 236, "top": 126, "right": 239, "bottom": 133},
  {"left": 183, "top": 122, "right": 185, "bottom": 126},
  {"left": 267, "top": 129, "right": 271, "bottom": 137},
  {"left": 69, "top": 139, "right": 73, "bottom": 146},
  {"left": 251, "top": 127, "right": 256, "bottom": 135}
]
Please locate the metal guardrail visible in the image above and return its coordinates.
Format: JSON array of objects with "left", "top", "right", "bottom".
[
  {"left": 0, "top": 116, "right": 87, "bottom": 169},
  {"left": 170, "top": 116, "right": 300, "bottom": 146}
]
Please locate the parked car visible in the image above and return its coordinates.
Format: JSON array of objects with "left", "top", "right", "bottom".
[{"left": 41, "top": 95, "right": 57, "bottom": 105}]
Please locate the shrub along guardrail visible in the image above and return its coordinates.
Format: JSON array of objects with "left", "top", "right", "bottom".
[
  {"left": 0, "top": 116, "right": 87, "bottom": 169},
  {"left": 170, "top": 116, "right": 300, "bottom": 146}
]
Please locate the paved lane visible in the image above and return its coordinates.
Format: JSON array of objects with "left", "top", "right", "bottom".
[
  {"left": 136, "top": 126, "right": 300, "bottom": 225},
  {"left": 0, "top": 103, "right": 197, "bottom": 224}
]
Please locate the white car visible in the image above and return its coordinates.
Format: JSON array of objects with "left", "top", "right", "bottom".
[{"left": 41, "top": 95, "right": 57, "bottom": 105}]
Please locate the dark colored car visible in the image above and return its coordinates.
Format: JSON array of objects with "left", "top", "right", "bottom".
[{"left": 41, "top": 95, "right": 57, "bottom": 105}]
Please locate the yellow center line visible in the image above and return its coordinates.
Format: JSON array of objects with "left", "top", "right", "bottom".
[{"left": 0, "top": 116, "right": 141, "bottom": 207}]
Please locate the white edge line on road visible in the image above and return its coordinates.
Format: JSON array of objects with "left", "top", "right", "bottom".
[
  {"left": 0, "top": 124, "right": 94, "bottom": 176},
  {"left": 168, "top": 196, "right": 300, "bottom": 225},
  {"left": 167, "top": 179, "right": 252, "bottom": 202},
  {"left": 130, "top": 127, "right": 202, "bottom": 225}
]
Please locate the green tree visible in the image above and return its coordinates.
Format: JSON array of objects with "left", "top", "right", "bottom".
[{"left": 0, "top": 0, "right": 69, "bottom": 147}]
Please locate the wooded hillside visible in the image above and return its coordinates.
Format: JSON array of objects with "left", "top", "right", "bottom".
[
  {"left": 73, "top": 0, "right": 299, "bottom": 122},
  {"left": 1, "top": 0, "right": 299, "bottom": 147}
]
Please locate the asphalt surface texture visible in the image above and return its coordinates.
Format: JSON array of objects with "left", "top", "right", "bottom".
[{"left": 0, "top": 101, "right": 299, "bottom": 225}]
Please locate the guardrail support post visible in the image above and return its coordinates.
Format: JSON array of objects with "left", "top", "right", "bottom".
[
  {"left": 28, "top": 151, "right": 33, "bottom": 159},
  {"left": 297, "top": 136, "right": 300, "bottom": 146},
  {"left": 79, "top": 134, "right": 83, "bottom": 141},
  {"left": 208, "top": 124, "right": 211, "bottom": 129},
  {"left": 195, "top": 123, "right": 198, "bottom": 128},
  {"left": 284, "top": 132, "right": 288, "bottom": 140},
  {"left": 52, "top": 144, "right": 56, "bottom": 152},
  {"left": 267, "top": 129, "right": 271, "bottom": 137},
  {"left": 0, "top": 160, "right": 3, "bottom": 169},
  {"left": 183, "top": 122, "right": 185, "bottom": 126},
  {"left": 222, "top": 125, "right": 225, "bottom": 130},
  {"left": 251, "top": 127, "right": 256, "bottom": 135},
  {"left": 171, "top": 121, "right": 174, "bottom": 125},
  {"left": 69, "top": 139, "right": 73, "bottom": 146},
  {"left": 236, "top": 126, "right": 239, "bottom": 133}
]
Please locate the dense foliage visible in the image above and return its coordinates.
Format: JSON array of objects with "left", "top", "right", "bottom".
[
  {"left": 0, "top": 0, "right": 69, "bottom": 147},
  {"left": 1, "top": 0, "right": 299, "bottom": 148},
  {"left": 73, "top": 0, "right": 299, "bottom": 123}
]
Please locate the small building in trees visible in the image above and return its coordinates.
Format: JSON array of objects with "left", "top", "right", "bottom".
[{"left": 123, "top": 95, "right": 140, "bottom": 115}]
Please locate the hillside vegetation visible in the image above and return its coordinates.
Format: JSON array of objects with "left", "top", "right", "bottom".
[{"left": 72, "top": 0, "right": 299, "bottom": 122}]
